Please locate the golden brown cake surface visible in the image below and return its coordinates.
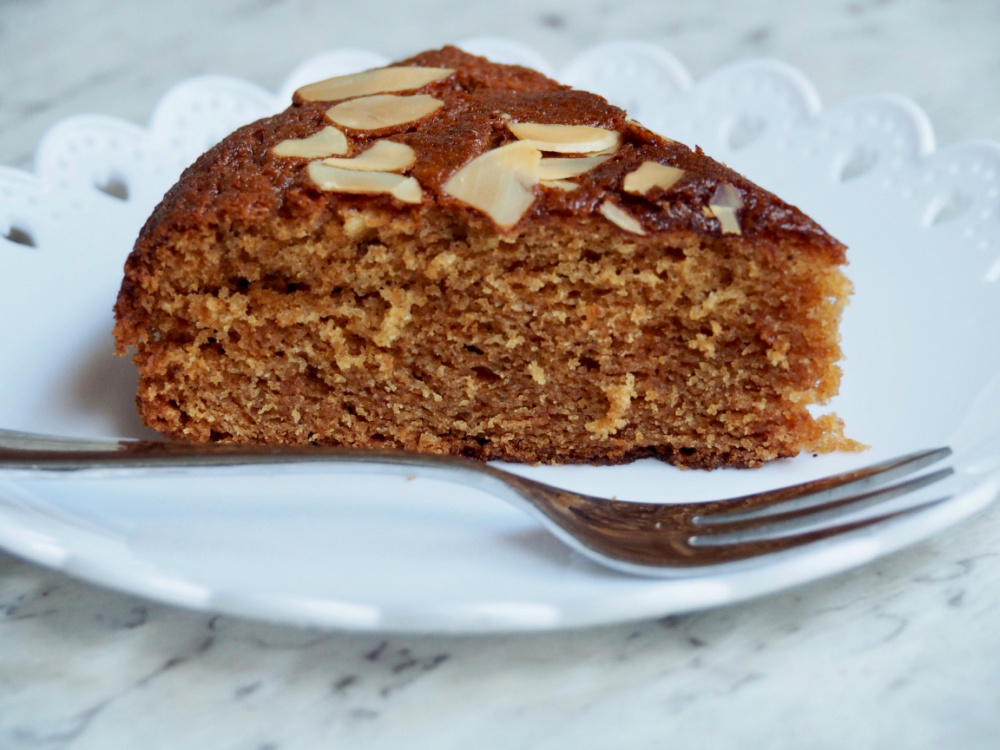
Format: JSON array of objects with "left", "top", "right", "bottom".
[{"left": 114, "top": 47, "right": 859, "bottom": 468}]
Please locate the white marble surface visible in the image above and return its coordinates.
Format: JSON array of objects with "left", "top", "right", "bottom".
[{"left": 2, "top": 0, "right": 1000, "bottom": 747}]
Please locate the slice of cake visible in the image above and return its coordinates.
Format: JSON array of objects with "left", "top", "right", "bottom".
[{"left": 113, "top": 46, "right": 858, "bottom": 469}]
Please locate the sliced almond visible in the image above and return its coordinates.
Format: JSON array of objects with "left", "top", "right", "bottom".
[
  {"left": 708, "top": 182, "right": 744, "bottom": 235},
  {"left": 538, "top": 154, "right": 612, "bottom": 180},
  {"left": 322, "top": 140, "right": 416, "bottom": 172},
  {"left": 508, "top": 122, "right": 621, "bottom": 154},
  {"left": 271, "top": 126, "right": 348, "bottom": 158},
  {"left": 443, "top": 141, "right": 541, "bottom": 229},
  {"left": 623, "top": 162, "right": 685, "bottom": 194},
  {"left": 307, "top": 161, "right": 422, "bottom": 204},
  {"left": 326, "top": 94, "right": 443, "bottom": 131},
  {"left": 540, "top": 179, "right": 579, "bottom": 192},
  {"left": 296, "top": 66, "right": 454, "bottom": 102},
  {"left": 627, "top": 120, "right": 675, "bottom": 145},
  {"left": 599, "top": 200, "right": 646, "bottom": 236}
]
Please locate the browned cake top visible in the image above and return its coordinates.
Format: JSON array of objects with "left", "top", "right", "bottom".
[{"left": 128, "top": 46, "right": 845, "bottom": 266}]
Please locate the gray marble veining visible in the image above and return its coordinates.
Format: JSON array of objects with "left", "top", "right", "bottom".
[{"left": 2, "top": 0, "right": 999, "bottom": 747}]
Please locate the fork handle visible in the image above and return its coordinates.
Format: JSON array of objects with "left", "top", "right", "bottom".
[
  {"left": 0, "top": 428, "right": 505, "bottom": 483},
  {"left": 0, "top": 427, "right": 583, "bottom": 561}
]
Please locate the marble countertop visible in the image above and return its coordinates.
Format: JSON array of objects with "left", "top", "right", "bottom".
[{"left": 2, "top": 0, "right": 999, "bottom": 747}]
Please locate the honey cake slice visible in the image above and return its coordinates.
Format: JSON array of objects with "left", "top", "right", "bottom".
[{"left": 114, "top": 47, "right": 859, "bottom": 468}]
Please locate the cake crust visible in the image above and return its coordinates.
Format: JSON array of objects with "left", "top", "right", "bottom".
[{"left": 114, "top": 47, "right": 857, "bottom": 468}]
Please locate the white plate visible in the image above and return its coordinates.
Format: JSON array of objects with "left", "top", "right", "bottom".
[{"left": 1, "top": 38, "right": 999, "bottom": 633}]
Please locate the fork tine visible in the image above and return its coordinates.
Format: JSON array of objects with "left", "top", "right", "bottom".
[
  {"left": 687, "top": 496, "right": 951, "bottom": 555},
  {"left": 690, "top": 467, "right": 953, "bottom": 542},
  {"left": 692, "top": 447, "right": 952, "bottom": 521},
  {"left": 696, "top": 465, "right": 955, "bottom": 526}
]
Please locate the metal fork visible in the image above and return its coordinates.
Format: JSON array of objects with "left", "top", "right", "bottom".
[{"left": 0, "top": 429, "right": 952, "bottom": 577}]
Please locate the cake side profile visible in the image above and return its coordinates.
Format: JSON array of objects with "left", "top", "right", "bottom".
[{"left": 114, "top": 46, "right": 860, "bottom": 469}]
